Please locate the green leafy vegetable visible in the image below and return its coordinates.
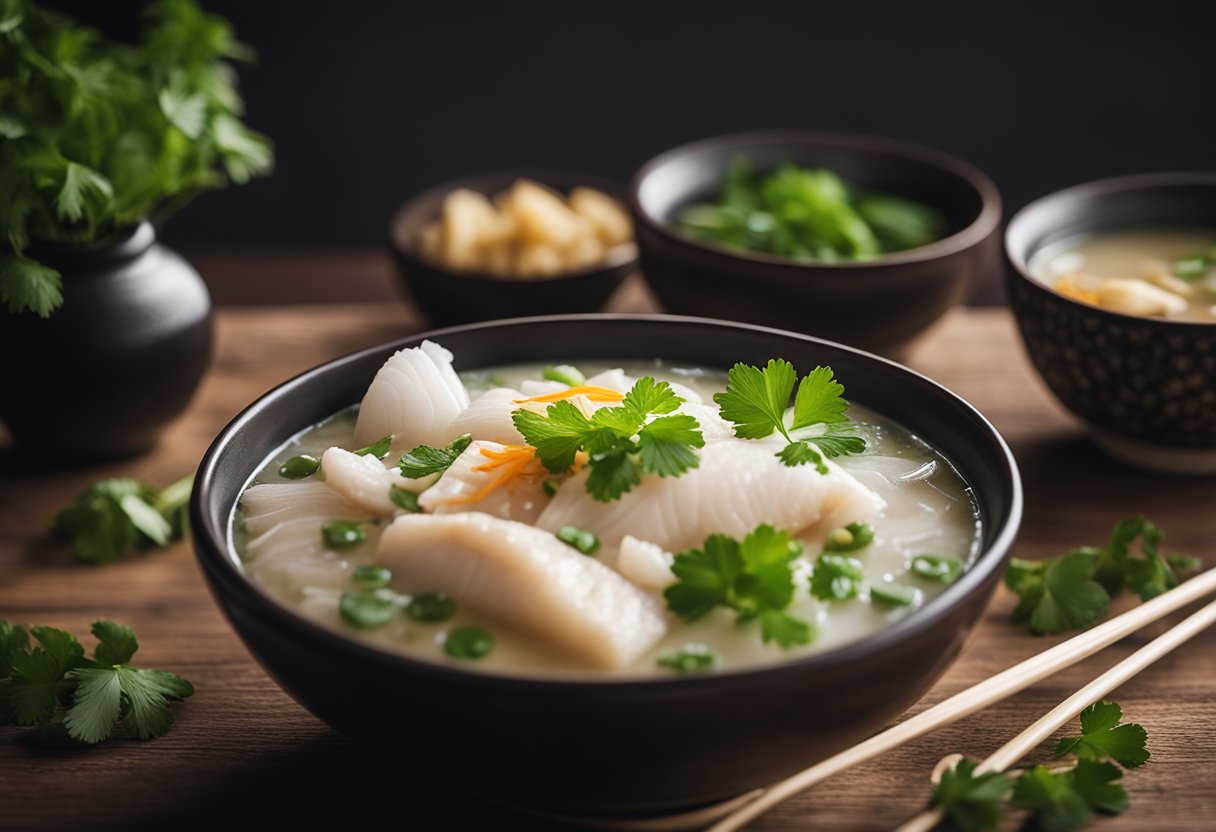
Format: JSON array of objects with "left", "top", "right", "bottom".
[
  {"left": 931, "top": 757, "right": 1012, "bottom": 832},
  {"left": 656, "top": 644, "right": 720, "bottom": 673},
  {"left": 823, "top": 522, "right": 874, "bottom": 553},
  {"left": 278, "top": 454, "right": 320, "bottom": 479},
  {"left": 0, "top": 0, "right": 273, "bottom": 317},
  {"left": 443, "top": 626, "right": 494, "bottom": 660},
  {"left": 810, "top": 554, "right": 865, "bottom": 601},
  {"left": 1005, "top": 517, "right": 1196, "bottom": 635},
  {"left": 388, "top": 485, "right": 421, "bottom": 513},
  {"left": 397, "top": 434, "right": 472, "bottom": 478},
  {"left": 321, "top": 520, "right": 366, "bottom": 550},
  {"left": 713, "top": 359, "right": 865, "bottom": 471},
  {"left": 0, "top": 619, "right": 192, "bottom": 744},
  {"left": 664, "top": 524, "right": 813, "bottom": 648},
  {"left": 556, "top": 526, "right": 600, "bottom": 556},
  {"left": 676, "top": 156, "right": 944, "bottom": 263},
  {"left": 513, "top": 377, "right": 705, "bottom": 502},
  {"left": 1054, "top": 701, "right": 1149, "bottom": 769},
  {"left": 53, "top": 474, "right": 193, "bottom": 563},
  {"left": 353, "top": 434, "right": 392, "bottom": 460},
  {"left": 542, "top": 364, "right": 586, "bottom": 387},
  {"left": 406, "top": 593, "right": 456, "bottom": 623},
  {"left": 910, "top": 555, "right": 964, "bottom": 584}
]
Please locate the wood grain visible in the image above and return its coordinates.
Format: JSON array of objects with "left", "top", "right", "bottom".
[{"left": 1, "top": 304, "right": 1213, "bottom": 831}]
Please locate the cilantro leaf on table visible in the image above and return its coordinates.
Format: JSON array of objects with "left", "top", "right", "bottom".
[
  {"left": 931, "top": 757, "right": 1012, "bottom": 832},
  {"left": 1067, "top": 759, "right": 1130, "bottom": 815},
  {"left": 1011, "top": 765, "right": 1094, "bottom": 832},
  {"left": 397, "top": 434, "right": 472, "bottom": 478},
  {"left": 0, "top": 618, "right": 192, "bottom": 745},
  {"left": 713, "top": 360, "right": 865, "bottom": 470},
  {"left": 52, "top": 475, "right": 194, "bottom": 563},
  {"left": 664, "top": 524, "right": 813, "bottom": 648},
  {"left": 513, "top": 377, "right": 704, "bottom": 502},
  {"left": 1054, "top": 701, "right": 1149, "bottom": 769}
]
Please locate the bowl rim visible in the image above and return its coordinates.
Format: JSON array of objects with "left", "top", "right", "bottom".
[
  {"left": 191, "top": 313, "right": 1023, "bottom": 693},
  {"left": 1005, "top": 170, "right": 1216, "bottom": 329},
  {"left": 388, "top": 167, "right": 638, "bottom": 286},
  {"left": 627, "top": 128, "right": 1003, "bottom": 270}
]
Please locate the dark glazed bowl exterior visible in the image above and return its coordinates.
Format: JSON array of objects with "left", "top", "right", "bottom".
[
  {"left": 0, "top": 221, "right": 213, "bottom": 460},
  {"left": 1006, "top": 173, "right": 1216, "bottom": 474},
  {"left": 191, "top": 315, "right": 1022, "bottom": 814},
  {"left": 629, "top": 130, "right": 1002, "bottom": 356},
  {"left": 389, "top": 170, "right": 636, "bottom": 326}
]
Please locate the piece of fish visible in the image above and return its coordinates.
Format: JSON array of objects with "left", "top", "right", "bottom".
[
  {"left": 376, "top": 512, "right": 668, "bottom": 669},
  {"left": 419, "top": 440, "right": 548, "bottom": 524},
  {"left": 353, "top": 340, "right": 470, "bottom": 450},
  {"left": 448, "top": 387, "right": 527, "bottom": 444},
  {"left": 321, "top": 447, "right": 432, "bottom": 516},
  {"left": 616, "top": 535, "right": 676, "bottom": 591}
]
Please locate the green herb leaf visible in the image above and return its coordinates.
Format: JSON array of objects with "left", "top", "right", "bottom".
[
  {"left": 1005, "top": 552, "right": 1110, "bottom": 635},
  {"left": 777, "top": 440, "right": 827, "bottom": 473},
  {"left": 584, "top": 450, "right": 642, "bottom": 503},
  {"left": 911, "top": 555, "right": 964, "bottom": 585},
  {"left": 714, "top": 359, "right": 797, "bottom": 441},
  {"left": 542, "top": 364, "right": 586, "bottom": 387},
  {"left": 870, "top": 583, "right": 919, "bottom": 608},
  {"left": 1054, "top": 701, "right": 1149, "bottom": 769},
  {"left": 0, "top": 255, "right": 62, "bottom": 318},
  {"left": 790, "top": 366, "right": 850, "bottom": 429},
  {"left": 931, "top": 757, "right": 1012, "bottom": 832},
  {"left": 52, "top": 476, "right": 191, "bottom": 563},
  {"left": 406, "top": 593, "right": 456, "bottom": 623},
  {"left": 810, "top": 554, "right": 865, "bottom": 601},
  {"left": 513, "top": 402, "right": 592, "bottom": 473},
  {"left": 321, "top": 520, "right": 366, "bottom": 550},
  {"left": 353, "top": 434, "right": 392, "bottom": 460},
  {"left": 1011, "top": 765, "right": 1093, "bottom": 832},
  {"left": 279, "top": 454, "right": 320, "bottom": 479},
  {"left": 637, "top": 414, "right": 705, "bottom": 477},
  {"left": 91, "top": 620, "right": 138, "bottom": 666},
  {"left": 444, "top": 626, "right": 494, "bottom": 660},
  {"left": 397, "top": 434, "right": 473, "bottom": 478},
  {"left": 352, "top": 564, "right": 392, "bottom": 590},
  {"left": 656, "top": 644, "right": 720, "bottom": 673},
  {"left": 388, "top": 485, "right": 422, "bottom": 513},
  {"left": 556, "top": 526, "right": 601, "bottom": 556},
  {"left": 1068, "top": 759, "right": 1130, "bottom": 815}
]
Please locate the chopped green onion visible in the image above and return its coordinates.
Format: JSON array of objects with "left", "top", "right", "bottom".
[
  {"left": 810, "top": 554, "right": 865, "bottom": 600},
  {"left": 823, "top": 522, "right": 875, "bottom": 553},
  {"left": 406, "top": 592, "right": 456, "bottom": 623},
  {"left": 322, "top": 520, "right": 366, "bottom": 550},
  {"left": 444, "top": 625, "right": 494, "bottom": 659},
  {"left": 911, "top": 555, "right": 963, "bottom": 584},
  {"left": 279, "top": 455, "right": 320, "bottom": 479},
  {"left": 353, "top": 434, "right": 393, "bottom": 459},
  {"left": 339, "top": 588, "right": 400, "bottom": 628},
  {"left": 389, "top": 485, "right": 422, "bottom": 513},
  {"left": 870, "top": 583, "right": 920, "bottom": 608},
  {"left": 556, "top": 525, "right": 600, "bottom": 555},
  {"left": 656, "top": 644, "right": 720, "bottom": 673},
  {"left": 352, "top": 564, "right": 392, "bottom": 589},
  {"left": 543, "top": 364, "right": 587, "bottom": 387},
  {"left": 1172, "top": 255, "right": 1212, "bottom": 280},
  {"left": 541, "top": 479, "right": 558, "bottom": 498}
]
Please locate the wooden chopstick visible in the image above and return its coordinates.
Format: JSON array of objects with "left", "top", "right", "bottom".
[
  {"left": 895, "top": 596, "right": 1216, "bottom": 832},
  {"left": 708, "top": 566, "right": 1216, "bottom": 832}
]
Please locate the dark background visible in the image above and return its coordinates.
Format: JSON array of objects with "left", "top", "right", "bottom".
[{"left": 61, "top": 1, "right": 1216, "bottom": 250}]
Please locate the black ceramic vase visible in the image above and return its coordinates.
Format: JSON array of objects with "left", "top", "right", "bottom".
[{"left": 0, "top": 222, "right": 213, "bottom": 461}]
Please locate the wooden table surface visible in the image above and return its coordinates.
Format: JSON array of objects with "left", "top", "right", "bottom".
[{"left": 2, "top": 293, "right": 1214, "bottom": 831}]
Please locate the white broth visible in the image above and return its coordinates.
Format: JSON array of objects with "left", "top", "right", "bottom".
[{"left": 232, "top": 355, "right": 981, "bottom": 679}]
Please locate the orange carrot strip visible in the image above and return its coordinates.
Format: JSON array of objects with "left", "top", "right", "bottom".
[{"left": 513, "top": 385, "right": 624, "bottom": 404}]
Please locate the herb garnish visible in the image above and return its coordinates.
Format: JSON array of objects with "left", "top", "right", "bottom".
[
  {"left": 713, "top": 360, "right": 865, "bottom": 473},
  {"left": 321, "top": 520, "right": 366, "bottom": 550},
  {"left": 388, "top": 485, "right": 422, "bottom": 513},
  {"left": 810, "top": 554, "right": 865, "bottom": 601},
  {"left": 542, "top": 364, "right": 586, "bottom": 387},
  {"left": 656, "top": 644, "right": 720, "bottom": 673},
  {"left": 339, "top": 588, "right": 399, "bottom": 629},
  {"left": 911, "top": 555, "right": 964, "bottom": 584},
  {"left": 664, "top": 524, "right": 813, "bottom": 648},
  {"left": 0, "top": 619, "right": 193, "bottom": 744},
  {"left": 1005, "top": 516, "right": 1198, "bottom": 635},
  {"left": 513, "top": 377, "right": 705, "bottom": 502},
  {"left": 1171, "top": 245, "right": 1215, "bottom": 280},
  {"left": 556, "top": 526, "right": 601, "bottom": 556},
  {"left": 823, "top": 521, "right": 875, "bottom": 553},
  {"left": 53, "top": 474, "right": 193, "bottom": 563},
  {"left": 406, "top": 593, "right": 456, "bottom": 623},
  {"left": 444, "top": 626, "right": 494, "bottom": 660},
  {"left": 279, "top": 455, "right": 320, "bottom": 479},
  {"left": 353, "top": 434, "right": 392, "bottom": 459},
  {"left": 397, "top": 434, "right": 473, "bottom": 478}
]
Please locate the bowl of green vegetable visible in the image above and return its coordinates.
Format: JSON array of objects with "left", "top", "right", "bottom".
[{"left": 629, "top": 131, "right": 1002, "bottom": 355}]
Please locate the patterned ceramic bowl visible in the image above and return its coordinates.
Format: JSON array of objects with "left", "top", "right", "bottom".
[{"left": 1006, "top": 172, "right": 1216, "bottom": 474}]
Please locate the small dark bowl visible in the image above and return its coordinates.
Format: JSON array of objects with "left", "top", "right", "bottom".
[
  {"left": 630, "top": 130, "right": 1002, "bottom": 356},
  {"left": 1006, "top": 172, "right": 1216, "bottom": 474},
  {"left": 389, "top": 170, "right": 637, "bottom": 326},
  {"left": 191, "top": 315, "right": 1021, "bottom": 815}
]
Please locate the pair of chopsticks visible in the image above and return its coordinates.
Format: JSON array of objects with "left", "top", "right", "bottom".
[{"left": 708, "top": 565, "right": 1216, "bottom": 832}]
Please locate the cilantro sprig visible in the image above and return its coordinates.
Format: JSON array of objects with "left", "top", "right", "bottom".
[
  {"left": 0, "top": 619, "right": 193, "bottom": 745},
  {"left": 397, "top": 434, "right": 472, "bottom": 478},
  {"left": 52, "top": 474, "right": 193, "bottom": 563},
  {"left": 513, "top": 377, "right": 705, "bottom": 502},
  {"left": 713, "top": 360, "right": 865, "bottom": 473},
  {"left": 664, "top": 524, "right": 813, "bottom": 647},
  {"left": 1005, "top": 516, "right": 1199, "bottom": 635},
  {"left": 931, "top": 700, "right": 1147, "bottom": 832}
]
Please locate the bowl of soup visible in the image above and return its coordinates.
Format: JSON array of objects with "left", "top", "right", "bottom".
[
  {"left": 1006, "top": 172, "right": 1216, "bottom": 474},
  {"left": 191, "top": 315, "right": 1021, "bottom": 815},
  {"left": 629, "top": 131, "right": 1003, "bottom": 356}
]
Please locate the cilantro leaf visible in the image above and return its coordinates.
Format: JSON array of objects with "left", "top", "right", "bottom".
[
  {"left": 665, "top": 534, "right": 742, "bottom": 621},
  {"left": 1005, "top": 551, "right": 1110, "bottom": 635},
  {"left": 931, "top": 757, "right": 1012, "bottom": 832},
  {"left": 790, "top": 365, "right": 849, "bottom": 429},
  {"left": 514, "top": 402, "right": 592, "bottom": 473},
  {"left": 0, "top": 621, "right": 29, "bottom": 678},
  {"left": 1054, "top": 701, "right": 1149, "bottom": 769},
  {"left": 759, "top": 610, "right": 814, "bottom": 647},
  {"left": 0, "top": 255, "right": 62, "bottom": 318},
  {"left": 810, "top": 554, "right": 865, "bottom": 601},
  {"left": 713, "top": 359, "right": 797, "bottom": 440},
  {"left": 1011, "top": 765, "right": 1093, "bottom": 832},
  {"left": 637, "top": 414, "right": 705, "bottom": 477},
  {"left": 804, "top": 425, "right": 867, "bottom": 458},
  {"left": 777, "top": 440, "right": 827, "bottom": 472},
  {"left": 584, "top": 451, "right": 641, "bottom": 503},
  {"left": 52, "top": 475, "right": 193, "bottom": 563},
  {"left": 56, "top": 162, "right": 114, "bottom": 223},
  {"left": 61, "top": 667, "right": 123, "bottom": 744},
  {"left": 353, "top": 434, "right": 392, "bottom": 459},
  {"left": 1068, "top": 759, "right": 1129, "bottom": 815},
  {"left": 620, "top": 376, "right": 682, "bottom": 419},
  {"left": 0, "top": 626, "right": 86, "bottom": 725},
  {"left": 397, "top": 434, "right": 472, "bottom": 478}
]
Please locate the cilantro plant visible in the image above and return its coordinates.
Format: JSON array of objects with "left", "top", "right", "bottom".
[
  {"left": 713, "top": 359, "right": 865, "bottom": 473},
  {"left": 53, "top": 474, "right": 193, "bottom": 563},
  {"left": 1005, "top": 516, "right": 1200, "bottom": 635},
  {"left": 513, "top": 377, "right": 705, "bottom": 502},
  {"left": 0, "top": 0, "right": 273, "bottom": 317},
  {"left": 0, "top": 619, "right": 193, "bottom": 744},
  {"left": 932, "top": 700, "right": 1148, "bottom": 832},
  {"left": 664, "top": 524, "right": 814, "bottom": 647}
]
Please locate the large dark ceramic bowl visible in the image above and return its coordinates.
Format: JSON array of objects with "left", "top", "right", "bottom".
[
  {"left": 630, "top": 130, "right": 1002, "bottom": 356},
  {"left": 389, "top": 170, "right": 636, "bottom": 326},
  {"left": 191, "top": 315, "right": 1021, "bottom": 815},
  {"left": 1006, "top": 172, "right": 1216, "bottom": 474}
]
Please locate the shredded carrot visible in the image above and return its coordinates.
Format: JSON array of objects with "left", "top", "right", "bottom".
[
  {"left": 438, "top": 444, "right": 544, "bottom": 506},
  {"left": 1056, "top": 274, "right": 1101, "bottom": 306},
  {"left": 513, "top": 385, "right": 624, "bottom": 404}
]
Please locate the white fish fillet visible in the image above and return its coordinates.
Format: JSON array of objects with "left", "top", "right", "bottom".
[
  {"left": 448, "top": 387, "right": 527, "bottom": 444},
  {"left": 353, "top": 340, "right": 470, "bottom": 450},
  {"left": 419, "top": 440, "right": 548, "bottom": 524},
  {"left": 376, "top": 512, "right": 668, "bottom": 669},
  {"left": 321, "top": 447, "right": 428, "bottom": 516},
  {"left": 240, "top": 481, "right": 372, "bottom": 539},
  {"left": 616, "top": 535, "right": 676, "bottom": 591},
  {"left": 537, "top": 438, "right": 885, "bottom": 553}
]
